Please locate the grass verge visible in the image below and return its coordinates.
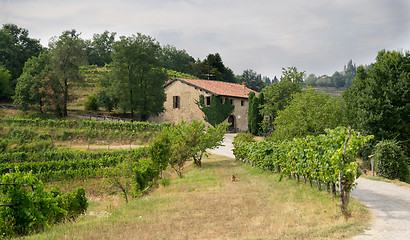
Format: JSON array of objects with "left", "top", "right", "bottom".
[{"left": 17, "top": 155, "right": 371, "bottom": 240}]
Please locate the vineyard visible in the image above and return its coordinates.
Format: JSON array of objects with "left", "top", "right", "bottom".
[
  {"left": 233, "top": 127, "right": 373, "bottom": 212},
  {"left": 0, "top": 117, "right": 165, "bottom": 238}
]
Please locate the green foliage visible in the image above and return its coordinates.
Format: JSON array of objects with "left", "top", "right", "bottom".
[
  {"left": 374, "top": 140, "right": 408, "bottom": 181},
  {"left": 84, "top": 94, "right": 99, "bottom": 111},
  {"left": 0, "top": 23, "right": 43, "bottom": 81},
  {"left": 104, "top": 159, "right": 135, "bottom": 204},
  {"left": 111, "top": 33, "right": 167, "bottom": 120},
  {"left": 160, "top": 44, "right": 195, "bottom": 74},
  {"left": 51, "top": 186, "right": 88, "bottom": 221},
  {"left": 248, "top": 92, "right": 264, "bottom": 135},
  {"left": 49, "top": 29, "right": 87, "bottom": 116},
  {"left": 189, "top": 53, "right": 236, "bottom": 82},
  {"left": 13, "top": 52, "right": 52, "bottom": 111},
  {"left": 261, "top": 67, "right": 304, "bottom": 130},
  {"left": 165, "top": 69, "right": 198, "bottom": 79},
  {"left": 240, "top": 69, "right": 266, "bottom": 92},
  {"left": 234, "top": 132, "right": 255, "bottom": 144},
  {"left": 149, "top": 128, "right": 172, "bottom": 177},
  {"left": 232, "top": 132, "right": 256, "bottom": 161},
  {"left": 0, "top": 171, "right": 87, "bottom": 237},
  {"left": 163, "top": 121, "right": 227, "bottom": 177},
  {"left": 343, "top": 50, "right": 410, "bottom": 154},
  {"left": 196, "top": 95, "right": 234, "bottom": 127},
  {"left": 0, "top": 68, "right": 12, "bottom": 100},
  {"left": 85, "top": 31, "right": 116, "bottom": 67},
  {"left": 270, "top": 89, "right": 345, "bottom": 141},
  {"left": 233, "top": 127, "right": 374, "bottom": 212}
]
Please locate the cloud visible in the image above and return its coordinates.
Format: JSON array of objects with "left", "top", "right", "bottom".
[{"left": 1, "top": 0, "right": 409, "bottom": 77}]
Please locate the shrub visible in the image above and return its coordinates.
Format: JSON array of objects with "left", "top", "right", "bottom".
[
  {"left": 374, "top": 140, "right": 408, "bottom": 181},
  {"left": 0, "top": 172, "right": 88, "bottom": 237},
  {"left": 84, "top": 94, "right": 99, "bottom": 111},
  {"left": 234, "top": 132, "right": 255, "bottom": 144}
]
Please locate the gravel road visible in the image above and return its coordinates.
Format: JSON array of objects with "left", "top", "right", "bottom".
[{"left": 209, "top": 134, "right": 410, "bottom": 240}]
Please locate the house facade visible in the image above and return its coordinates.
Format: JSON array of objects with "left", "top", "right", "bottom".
[{"left": 150, "top": 78, "right": 257, "bottom": 132}]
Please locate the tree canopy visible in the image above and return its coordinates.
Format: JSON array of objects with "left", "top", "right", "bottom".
[
  {"left": 343, "top": 50, "right": 410, "bottom": 153},
  {"left": 110, "top": 33, "right": 167, "bottom": 120},
  {"left": 49, "top": 29, "right": 87, "bottom": 117},
  {"left": 240, "top": 69, "right": 266, "bottom": 92},
  {"left": 0, "top": 24, "right": 43, "bottom": 84},
  {"left": 86, "top": 31, "right": 116, "bottom": 67},
  {"left": 261, "top": 67, "right": 304, "bottom": 130},
  {"left": 270, "top": 89, "right": 345, "bottom": 141}
]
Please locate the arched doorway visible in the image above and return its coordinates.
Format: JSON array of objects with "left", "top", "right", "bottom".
[{"left": 227, "top": 115, "right": 235, "bottom": 132}]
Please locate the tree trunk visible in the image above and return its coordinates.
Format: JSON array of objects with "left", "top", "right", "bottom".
[
  {"left": 63, "top": 78, "right": 68, "bottom": 117},
  {"left": 340, "top": 128, "right": 351, "bottom": 214}
]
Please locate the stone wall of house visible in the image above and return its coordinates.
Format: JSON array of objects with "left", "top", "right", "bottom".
[{"left": 150, "top": 80, "right": 250, "bottom": 131}]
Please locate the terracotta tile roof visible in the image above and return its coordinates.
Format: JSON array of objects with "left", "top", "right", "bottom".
[{"left": 165, "top": 78, "right": 257, "bottom": 99}]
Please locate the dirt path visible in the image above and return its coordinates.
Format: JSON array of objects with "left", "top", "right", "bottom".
[
  {"left": 351, "top": 178, "right": 410, "bottom": 240},
  {"left": 210, "top": 134, "right": 410, "bottom": 240}
]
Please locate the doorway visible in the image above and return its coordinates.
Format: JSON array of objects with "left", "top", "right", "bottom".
[{"left": 227, "top": 115, "right": 235, "bottom": 132}]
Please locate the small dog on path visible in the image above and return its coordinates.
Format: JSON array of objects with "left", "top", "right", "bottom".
[{"left": 231, "top": 174, "right": 236, "bottom": 182}]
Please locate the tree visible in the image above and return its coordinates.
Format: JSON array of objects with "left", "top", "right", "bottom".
[
  {"left": 248, "top": 91, "right": 264, "bottom": 135},
  {"left": 0, "top": 68, "right": 12, "bottom": 101},
  {"left": 270, "top": 89, "right": 344, "bottom": 141},
  {"left": 260, "top": 67, "right": 304, "bottom": 130},
  {"left": 343, "top": 50, "right": 410, "bottom": 153},
  {"left": 0, "top": 24, "right": 43, "bottom": 83},
  {"left": 305, "top": 73, "right": 317, "bottom": 86},
  {"left": 111, "top": 33, "right": 167, "bottom": 120},
  {"left": 190, "top": 53, "right": 236, "bottom": 82},
  {"left": 240, "top": 69, "right": 266, "bottom": 92},
  {"left": 14, "top": 52, "right": 52, "bottom": 112},
  {"left": 160, "top": 44, "right": 194, "bottom": 73},
  {"left": 196, "top": 95, "right": 235, "bottom": 126},
  {"left": 165, "top": 121, "right": 227, "bottom": 177},
  {"left": 331, "top": 71, "right": 345, "bottom": 88},
  {"left": 263, "top": 76, "right": 272, "bottom": 86},
  {"left": 86, "top": 31, "right": 116, "bottom": 66},
  {"left": 49, "top": 29, "right": 87, "bottom": 117},
  {"left": 344, "top": 59, "right": 357, "bottom": 87}
]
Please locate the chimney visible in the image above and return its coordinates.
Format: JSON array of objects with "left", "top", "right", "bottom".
[{"left": 242, "top": 82, "right": 246, "bottom": 89}]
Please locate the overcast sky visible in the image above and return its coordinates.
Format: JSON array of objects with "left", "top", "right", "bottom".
[{"left": 1, "top": 0, "right": 409, "bottom": 78}]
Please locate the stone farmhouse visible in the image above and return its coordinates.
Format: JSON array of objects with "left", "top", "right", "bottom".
[{"left": 150, "top": 78, "right": 257, "bottom": 132}]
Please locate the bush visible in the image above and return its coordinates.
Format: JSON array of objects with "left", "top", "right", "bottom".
[
  {"left": 234, "top": 132, "right": 255, "bottom": 143},
  {"left": 84, "top": 94, "right": 99, "bottom": 111},
  {"left": 374, "top": 140, "right": 408, "bottom": 181},
  {"left": 0, "top": 172, "right": 87, "bottom": 237}
]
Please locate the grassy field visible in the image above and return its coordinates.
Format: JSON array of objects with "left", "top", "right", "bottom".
[{"left": 18, "top": 155, "right": 371, "bottom": 240}]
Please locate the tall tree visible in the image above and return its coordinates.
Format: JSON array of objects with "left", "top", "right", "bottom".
[
  {"left": 248, "top": 91, "right": 265, "bottom": 135},
  {"left": 343, "top": 50, "right": 410, "bottom": 153},
  {"left": 14, "top": 52, "right": 52, "bottom": 112},
  {"left": 49, "top": 29, "right": 87, "bottom": 117},
  {"left": 0, "top": 24, "right": 43, "bottom": 86},
  {"left": 304, "top": 73, "right": 317, "bottom": 86},
  {"left": 111, "top": 33, "right": 167, "bottom": 120},
  {"left": 160, "top": 45, "right": 194, "bottom": 73},
  {"left": 191, "top": 53, "right": 236, "bottom": 82},
  {"left": 240, "top": 69, "right": 266, "bottom": 92},
  {"left": 0, "top": 68, "right": 12, "bottom": 100},
  {"left": 86, "top": 30, "right": 116, "bottom": 66},
  {"left": 261, "top": 67, "right": 304, "bottom": 130}
]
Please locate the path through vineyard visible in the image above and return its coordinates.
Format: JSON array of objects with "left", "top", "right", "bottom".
[{"left": 209, "top": 134, "right": 410, "bottom": 240}]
